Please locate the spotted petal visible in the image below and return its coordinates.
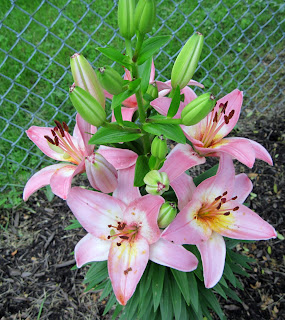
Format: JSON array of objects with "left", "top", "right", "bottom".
[{"left": 108, "top": 236, "right": 149, "bottom": 305}]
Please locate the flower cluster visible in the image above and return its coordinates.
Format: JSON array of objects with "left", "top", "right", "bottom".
[{"left": 23, "top": 0, "right": 277, "bottom": 311}]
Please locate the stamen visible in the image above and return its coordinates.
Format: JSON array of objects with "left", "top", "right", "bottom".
[
  {"left": 216, "top": 202, "right": 222, "bottom": 210},
  {"left": 232, "top": 196, "right": 238, "bottom": 200},
  {"left": 224, "top": 115, "right": 229, "bottom": 124},
  {"left": 54, "top": 120, "right": 65, "bottom": 137},
  {"left": 215, "top": 195, "right": 222, "bottom": 201},
  {"left": 108, "top": 225, "right": 112, "bottom": 228},
  {"left": 213, "top": 112, "right": 218, "bottom": 123},
  {"left": 54, "top": 136, "right": 59, "bottom": 146},
  {"left": 221, "top": 198, "right": 226, "bottom": 203},
  {"left": 62, "top": 121, "right": 69, "bottom": 132},
  {"left": 51, "top": 129, "right": 56, "bottom": 137},
  {"left": 224, "top": 212, "right": 231, "bottom": 216},
  {"left": 107, "top": 236, "right": 111, "bottom": 239},
  {"left": 119, "top": 236, "right": 129, "bottom": 240},
  {"left": 233, "top": 206, "right": 239, "bottom": 211},
  {"left": 117, "top": 223, "right": 126, "bottom": 231},
  {"left": 44, "top": 135, "right": 55, "bottom": 145},
  {"left": 223, "top": 191, "right": 228, "bottom": 196},
  {"left": 228, "top": 110, "right": 235, "bottom": 119},
  {"left": 117, "top": 242, "right": 122, "bottom": 246}
]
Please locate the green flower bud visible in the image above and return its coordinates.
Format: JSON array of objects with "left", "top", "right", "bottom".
[
  {"left": 158, "top": 202, "right": 177, "bottom": 228},
  {"left": 118, "top": 0, "right": 136, "bottom": 39},
  {"left": 144, "top": 170, "right": 169, "bottom": 196},
  {"left": 146, "top": 82, "right": 159, "bottom": 100},
  {"left": 181, "top": 93, "right": 216, "bottom": 126},
  {"left": 97, "top": 66, "right": 125, "bottom": 96},
  {"left": 70, "top": 53, "right": 105, "bottom": 108},
  {"left": 134, "top": 0, "right": 156, "bottom": 35},
  {"left": 69, "top": 85, "right": 106, "bottom": 127},
  {"left": 171, "top": 32, "right": 204, "bottom": 90},
  {"left": 151, "top": 135, "right": 167, "bottom": 160}
]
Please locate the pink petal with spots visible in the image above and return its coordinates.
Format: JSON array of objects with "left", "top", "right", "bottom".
[
  {"left": 50, "top": 161, "right": 85, "bottom": 199},
  {"left": 149, "top": 238, "right": 198, "bottom": 272},
  {"left": 75, "top": 233, "right": 111, "bottom": 268},
  {"left": 162, "top": 199, "right": 212, "bottom": 245},
  {"left": 170, "top": 173, "right": 196, "bottom": 210},
  {"left": 23, "top": 163, "right": 69, "bottom": 201},
  {"left": 113, "top": 165, "right": 141, "bottom": 206},
  {"left": 108, "top": 236, "right": 149, "bottom": 305},
  {"left": 160, "top": 144, "right": 205, "bottom": 182},
  {"left": 66, "top": 187, "right": 126, "bottom": 239},
  {"left": 233, "top": 173, "right": 253, "bottom": 203},
  {"left": 216, "top": 201, "right": 277, "bottom": 240},
  {"left": 124, "top": 194, "right": 164, "bottom": 244},
  {"left": 97, "top": 146, "right": 138, "bottom": 170},
  {"left": 197, "top": 232, "right": 226, "bottom": 288}
]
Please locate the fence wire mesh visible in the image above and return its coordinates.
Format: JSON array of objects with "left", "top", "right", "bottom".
[{"left": 0, "top": 0, "right": 284, "bottom": 192}]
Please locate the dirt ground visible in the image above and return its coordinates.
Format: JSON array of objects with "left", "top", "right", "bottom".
[{"left": 1, "top": 109, "right": 284, "bottom": 320}]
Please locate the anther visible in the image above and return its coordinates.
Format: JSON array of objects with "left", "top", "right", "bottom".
[
  {"left": 224, "top": 115, "right": 229, "bottom": 124},
  {"left": 108, "top": 224, "right": 112, "bottom": 228},
  {"left": 213, "top": 112, "right": 218, "bottom": 123},
  {"left": 107, "top": 235, "right": 111, "bottom": 239},
  {"left": 54, "top": 136, "right": 59, "bottom": 146},
  {"left": 224, "top": 212, "right": 231, "bottom": 216},
  {"left": 223, "top": 191, "right": 228, "bottom": 196},
  {"left": 54, "top": 120, "right": 65, "bottom": 137},
  {"left": 233, "top": 206, "right": 239, "bottom": 211},
  {"left": 228, "top": 110, "right": 235, "bottom": 119},
  {"left": 44, "top": 135, "right": 55, "bottom": 145},
  {"left": 119, "top": 236, "right": 129, "bottom": 240},
  {"left": 216, "top": 202, "right": 222, "bottom": 210},
  {"left": 51, "top": 129, "right": 57, "bottom": 137},
  {"left": 221, "top": 198, "right": 226, "bottom": 203},
  {"left": 215, "top": 195, "right": 222, "bottom": 201},
  {"left": 232, "top": 196, "right": 238, "bottom": 200},
  {"left": 117, "top": 242, "right": 122, "bottom": 246},
  {"left": 62, "top": 121, "right": 69, "bottom": 132}
]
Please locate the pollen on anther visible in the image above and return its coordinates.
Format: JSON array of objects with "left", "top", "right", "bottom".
[
  {"left": 117, "top": 242, "right": 121, "bottom": 246},
  {"left": 221, "top": 198, "right": 226, "bottom": 203},
  {"left": 233, "top": 206, "right": 239, "bottom": 211},
  {"left": 228, "top": 110, "right": 235, "bottom": 119},
  {"left": 62, "top": 121, "right": 69, "bottom": 132},
  {"left": 215, "top": 195, "right": 222, "bottom": 201},
  {"left": 224, "top": 115, "right": 229, "bottom": 124},
  {"left": 232, "top": 196, "right": 238, "bottom": 200},
  {"left": 223, "top": 191, "right": 228, "bottom": 196},
  {"left": 224, "top": 212, "right": 231, "bottom": 216},
  {"left": 107, "top": 235, "right": 111, "bottom": 239},
  {"left": 54, "top": 136, "right": 59, "bottom": 146},
  {"left": 44, "top": 135, "right": 55, "bottom": 145}
]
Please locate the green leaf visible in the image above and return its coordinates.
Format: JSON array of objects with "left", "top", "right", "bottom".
[
  {"left": 44, "top": 185, "right": 54, "bottom": 202},
  {"left": 143, "top": 123, "right": 186, "bottom": 144},
  {"left": 170, "top": 275, "right": 182, "bottom": 320},
  {"left": 134, "top": 155, "right": 150, "bottom": 187},
  {"left": 64, "top": 219, "right": 82, "bottom": 230},
  {"left": 138, "top": 35, "right": 172, "bottom": 65},
  {"left": 227, "top": 249, "right": 255, "bottom": 268},
  {"left": 152, "top": 265, "right": 166, "bottom": 312},
  {"left": 148, "top": 155, "right": 158, "bottom": 170},
  {"left": 89, "top": 125, "right": 142, "bottom": 145},
  {"left": 112, "top": 304, "right": 123, "bottom": 320},
  {"left": 223, "top": 286, "right": 242, "bottom": 303},
  {"left": 103, "top": 293, "right": 117, "bottom": 315},
  {"left": 160, "top": 273, "right": 174, "bottom": 320},
  {"left": 83, "top": 261, "right": 108, "bottom": 291},
  {"left": 111, "top": 78, "right": 141, "bottom": 109},
  {"left": 99, "top": 280, "right": 113, "bottom": 301},
  {"left": 114, "top": 105, "right": 123, "bottom": 125},
  {"left": 188, "top": 272, "right": 199, "bottom": 313},
  {"left": 218, "top": 276, "right": 228, "bottom": 288},
  {"left": 138, "top": 57, "right": 153, "bottom": 94},
  {"left": 223, "top": 263, "right": 237, "bottom": 287},
  {"left": 213, "top": 283, "right": 227, "bottom": 300},
  {"left": 171, "top": 269, "right": 191, "bottom": 305},
  {"left": 167, "top": 85, "right": 181, "bottom": 118},
  {"left": 97, "top": 47, "right": 132, "bottom": 67},
  {"left": 193, "top": 164, "right": 218, "bottom": 186},
  {"left": 200, "top": 286, "right": 225, "bottom": 320}
]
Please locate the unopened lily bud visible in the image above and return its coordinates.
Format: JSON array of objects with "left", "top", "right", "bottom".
[
  {"left": 171, "top": 32, "right": 204, "bottom": 90},
  {"left": 158, "top": 202, "right": 177, "bottom": 228},
  {"left": 85, "top": 153, "right": 118, "bottom": 193},
  {"left": 181, "top": 92, "right": 216, "bottom": 126},
  {"left": 97, "top": 66, "right": 125, "bottom": 95},
  {"left": 69, "top": 85, "right": 106, "bottom": 127},
  {"left": 144, "top": 170, "right": 169, "bottom": 196},
  {"left": 70, "top": 53, "right": 105, "bottom": 108},
  {"left": 134, "top": 0, "right": 156, "bottom": 35},
  {"left": 118, "top": 0, "right": 136, "bottom": 39},
  {"left": 151, "top": 135, "right": 167, "bottom": 160},
  {"left": 146, "top": 82, "right": 159, "bottom": 100}
]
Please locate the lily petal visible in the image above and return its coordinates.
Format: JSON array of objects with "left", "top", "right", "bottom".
[
  {"left": 170, "top": 173, "right": 196, "bottom": 210},
  {"left": 233, "top": 173, "right": 253, "bottom": 203},
  {"left": 162, "top": 199, "right": 212, "bottom": 245},
  {"left": 23, "top": 163, "right": 69, "bottom": 201},
  {"left": 160, "top": 144, "right": 205, "bottom": 183},
  {"left": 187, "top": 79, "right": 204, "bottom": 88},
  {"left": 124, "top": 194, "right": 164, "bottom": 244},
  {"left": 75, "top": 233, "right": 111, "bottom": 268},
  {"left": 113, "top": 165, "right": 141, "bottom": 206},
  {"left": 108, "top": 236, "right": 149, "bottom": 305},
  {"left": 97, "top": 146, "right": 138, "bottom": 170},
  {"left": 213, "top": 201, "right": 277, "bottom": 240},
  {"left": 196, "top": 232, "right": 226, "bottom": 288},
  {"left": 248, "top": 139, "right": 273, "bottom": 165},
  {"left": 50, "top": 161, "right": 85, "bottom": 199},
  {"left": 66, "top": 187, "right": 126, "bottom": 239},
  {"left": 149, "top": 238, "right": 198, "bottom": 272}
]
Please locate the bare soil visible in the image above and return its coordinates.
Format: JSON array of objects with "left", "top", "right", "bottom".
[{"left": 1, "top": 110, "right": 284, "bottom": 320}]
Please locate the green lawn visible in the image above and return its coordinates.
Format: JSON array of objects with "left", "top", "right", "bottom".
[{"left": 0, "top": 0, "right": 284, "bottom": 201}]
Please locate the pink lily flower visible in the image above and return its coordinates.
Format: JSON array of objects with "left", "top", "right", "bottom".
[
  {"left": 23, "top": 114, "right": 138, "bottom": 200},
  {"left": 162, "top": 154, "right": 277, "bottom": 288},
  {"left": 67, "top": 166, "right": 198, "bottom": 305},
  {"left": 152, "top": 89, "right": 272, "bottom": 168}
]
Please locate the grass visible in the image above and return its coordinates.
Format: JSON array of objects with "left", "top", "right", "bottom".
[{"left": 0, "top": 0, "right": 284, "bottom": 197}]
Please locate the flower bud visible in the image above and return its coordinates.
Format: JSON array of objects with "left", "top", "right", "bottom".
[
  {"left": 69, "top": 85, "right": 106, "bottom": 127},
  {"left": 85, "top": 153, "right": 118, "bottom": 193},
  {"left": 144, "top": 170, "right": 169, "bottom": 196},
  {"left": 181, "top": 92, "right": 216, "bottom": 126},
  {"left": 171, "top": 32, "right": 204, "bottom": 90},
  {"left": 134, "top": 0, "right": 156, "bottom": 35},
  {"left": 158, "top": 202, "right": 177, "bottom": 228},
  {"left": 151, "top": 135, "right": 167, "bottom": 160},
  {"left": 70, "top": 53, "right": 105, "bottom": 108},
  {"left": 97, "top": 66, "right": 125, "bottom": 96},
  {"left": 146, "top": 82, "right": 159, "bottom": 100},
  {"left": 118, "top": 0, "right": 136, "bottom": 39}
]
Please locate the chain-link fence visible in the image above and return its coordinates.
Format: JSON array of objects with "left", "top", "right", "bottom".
[{"left": 0, "top": 0, "right": 284, "bottom": 192}]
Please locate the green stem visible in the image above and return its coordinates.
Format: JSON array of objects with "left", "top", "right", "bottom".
[
  {"left": 153, "top": 157, "right": 161, "bottom": 170},
  {"left": 102, "top": 122, "right": 140, "bottom": 133},
  {"left": 133, "top": 32, "right": 144, "bottom": 63},
  {"left": 125, "top": 39, "right": 133, "bottom": 59},
  {"left": 146, "top": 118, "right": 182, "bottom": 124}
]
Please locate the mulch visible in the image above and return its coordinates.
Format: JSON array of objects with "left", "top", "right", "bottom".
[{"left": 1, "top": 109, "right": 284, "bottom": 320}]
